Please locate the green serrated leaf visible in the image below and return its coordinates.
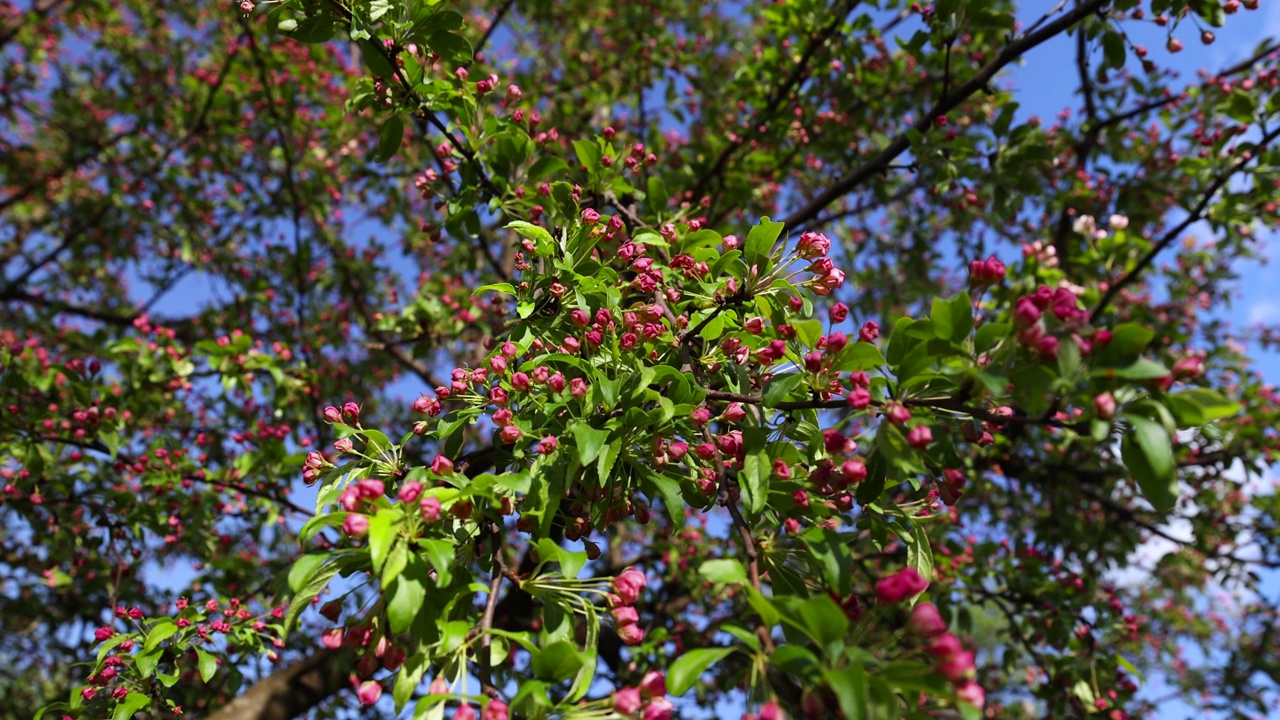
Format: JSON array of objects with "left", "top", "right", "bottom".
[
  {"left": 668, "top": 647, "right": 735, "bottom": 696},
  {"left": 1120, "top": 415, "right": 1176, "bottom": 512},
  {"left": 699, "top": 558, "right": 748, "bottom": 584},
  {"left": 195, "top": 647, "right": 218, "bottom": 683},
  {"left": 375, "top": 116, "right": 404, "bottom": 162},
  {"left": 571, "top": 421, "right": 610, "bottom": 465}
]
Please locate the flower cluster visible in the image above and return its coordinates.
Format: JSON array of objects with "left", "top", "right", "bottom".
[
  {"left": 612, "top": 670, "right": 673, "bottom": 720},
  {"left": 609, "top": 568, "right": 648, "bottom": 646}
]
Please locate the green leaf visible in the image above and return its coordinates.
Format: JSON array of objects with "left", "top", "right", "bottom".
[
  {"left": 573, "top": 139, "right": 601, "bottom": 173},
  {"left": 1095, "top": 323, "right": 1154, "bottom": 366},
  {"left": 195, "top": 647, "right": 218, "bottom": 683},
  {"left": 387, "top": 570, "right": 427, "bottom": 634},
  {"left": 906, "top": 523, "right": 934, "bottom": 599},
  {"left": 471, "top": 280, "right": 514, "bottom": 294},
  {"left": 134, "top": 647, "right": 161, "bottom": 678},
  {"left": 571, "top": 421, "right": 610, "bottom": 465},
  {"left": 528, "top": 156, "right": 568, "bottom": 180},
  {"left": 740, "top": 426, "right": 769, "bottom": 515},
  {"left": 375, "top": 116, "right": 404, "bottom": 162},
  {"left": 931, "top": 291, "right": 972, "bottom": 344},
  {"left": 533, "top": 539, "right": 588, "bottom": 579},
  {"left": 770, "top": 645, "right": 819, "bottom": 674},
  {"left": 284, "top": 561, "right": 341, "bottom": 636},
  {"left": 532, "top": 640, "right": 585, "bottom": 682},
  {"left": 743, "top": 217, "right": 784, "bottom": 269},
  {"left": 833, "top": 342, "right": 885, "bottom": 373},
  {"left": 1098, "top": 358, "right": 1171, "bottom": 380},
  {"left": 112, "top": 691, "right": 150, "bottom": 720},
  {"left": 646, "top": 471, "right": 686, "bottom": 526},
  {"left": 1172, "top": 388, "right": 1242, "bottom": 422},
  {"left": 288, "top": 553, "right": 328, "bottom": 593},
  {"left": 763, "top": 373, "right": 805, "bottom": 407},
  {"left": 1120, "top": 415, "right": 1176, "bottom": 512},
  {"left": 428, "top": 30, "right": 473, "bottom": 63},
  {"left": 394, "top": 652, "right": 430, "bottom": 713},
  {"left": 668, "top": 647, "right": 735, "bottom": 696},
  {"left": 973, "top": 322, "right": 1008, "bottom": 353},
  {"left": 359, "top": 39, "right": 397, "bottom": 78},
  {"left": 418, "top": 538, "right": 455, "bottom": 586},
  {"left": 367, "top": 509, "right": 402, "bottom": 576},
  {"left": 793, "top": 594, "right": 850, "bottom": 649},
  {"left": 647, "top": 176, "right": 669, "bottom": 215},
  {"left": 699, "top": 558, "right": 748, "bottom": 584},
  {"left": 825, "top": 663, "right": 869, "bottom": 720},
  {"left": 793, "top": 318, "right": 823, "bottom": 349},
  {"left": 801, "top": 527, "right": 853, "bottom": 596},
  {"left": 143, "top": 619, "right": 178, "bottom": 653},
  {"left": 506, "top": 221, "right": 556, "bottom": 257},
  {"left": 1102, "top": 30, "right": 1126, "bottom": 69},
  {"left": 290, "top": 14, "right": 336, "bottom": 43}
]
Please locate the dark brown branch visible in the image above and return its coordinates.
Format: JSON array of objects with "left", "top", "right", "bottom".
[
  {"left": 1090, "top": 123, "right": 1280, "bottom": 323},
  {"left": 780, "top": 0, "right": 1109, "bottom": 232},
  {"left": 202, "top": 650, "right": 349, "bottom": 720},
  {"left": 689, "top": 0, "right": 859, "bottom": 206}
]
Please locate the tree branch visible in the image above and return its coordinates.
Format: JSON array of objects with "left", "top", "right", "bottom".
[{"left": 780, "top": 0, "right": 1109, "bottom": 232}]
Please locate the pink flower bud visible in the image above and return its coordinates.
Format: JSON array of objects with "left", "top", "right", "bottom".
[
  {"left": 639, "top": 671, "right": 667, "bottom": 698},
  {"left": 847, "top": 387, "right": 871, "bottom": 409},
  {"left": 955, "top": 681, "right": 985, "bottom": 709},
  {"left": 582, "top": 208, "right": 601, "bottom": 225},
  {"left": 1034, "top": 335, "right": 1060, "bottom": 360},
  {"left": 343, "top": 514, "right": 370, "bottom": 536},
  {"left": 643, "top": 697, "right": 674, "bottom": 720},
  {"left": 906, "top": 425, "right": 933, "bottom": 449},
  {"left": 431, "top": 455, "right": 454, "bottom": 474},
  {"left": 614, "top": 568, "right": 647, "bottom": 604},
  {"left": 342, "top": 402, "right": 360, "bottom": 421},
  {"left": 1013, "top": 297, "right": 1041, "bottom": 328},
  {"left": 612, "top": 605, "right": 639, "bottom": 625},
  {"left": 938, "top": 650, "right": 977, "bottom": 683},
  {"left": 691, "top": 407, "right": 711, "bottom": 425},
  {"left": 759, "top": 700, "right": 784, "bottom": 720},
  {"left": 618, "top": 623, "right": 645, "bottom": 645},
  {"left": 927, "top": 632, "right": 965, "bottom": 661},
  {"left": 569, "top": 377, "right": 589, "bottom": 398},
  {"left": 858, "top": 321, "right": 879, "bottom": 343},
  {"left": 356, "top": 680, "right": 383, "bottom": 706},
  {"left": 480, "top": 699, "right": 509, "bottom": 720},
  {"left": 724, "top": 403, "right": 746, "bottom": 422},
  {"left": 323, "top": 406, "right": 342, "bottom": 423},
  {"left": 500, "top": 425, "right": 523, "bottom": 444},
  {"left": 419, "top": 496, "right": 441, "bottom": 522},
  {"left": 1172, "top": 356, "right": 1204, "bottom": 379},
  {"left": 614, "top": 687, "right": 643, "bottom": 715},
  {"left": 398, "top": 482, "right": 423, "bottom": 504},
  {"left": 907, "top": 602, "right": 948, "bottom": 637},
  {"left": 1094, "top": 392, "right": 1116, "bottom": 420}
]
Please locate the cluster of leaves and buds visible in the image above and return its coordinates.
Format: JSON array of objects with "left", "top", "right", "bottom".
[{"left": 9, "top": 0, "right": 1280, "bottom": 719}]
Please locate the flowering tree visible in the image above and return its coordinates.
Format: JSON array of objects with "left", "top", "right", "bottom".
[{"left": 4, "top": 0, "right": 1280, "bottom": 718}]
